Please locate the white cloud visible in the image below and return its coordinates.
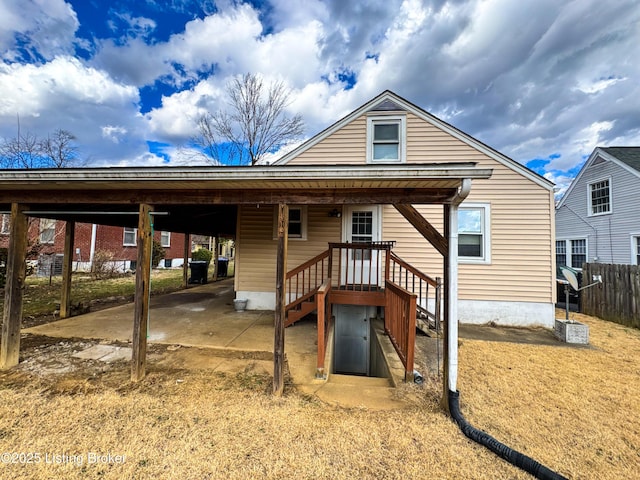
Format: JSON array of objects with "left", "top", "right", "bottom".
[{"left": 0, "top": 0, "right": 79, "bottom": 61}]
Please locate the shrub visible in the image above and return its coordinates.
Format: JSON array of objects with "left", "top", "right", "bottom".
[
  {"left": 191, "top": 248, "right": 213, "bottom": 264},
  {"left": 152, "top": 240, "right": 166, "bottom": 267},
  {"left": 91, "top": 250, "right": 121, "bottom": 279}
]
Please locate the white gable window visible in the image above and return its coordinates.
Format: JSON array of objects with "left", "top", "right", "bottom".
[
  {"left": 458, "top": 204, "right": 491, "bottom": 264},
  {"left": 273, "top": 206, "right": 307, "bottom": 240},
  {"left": 366, "top": 115, "right": 406, "bottom": 163},
  {"left": 160, "top": 231, "right": 171, "bottom": 247},
  {"left": 556, "top": 240, "right": 567, "bottom": 267},
  {"left": 123, "top": 227, "right": 137, "bottom": 246},
  {"left": 588, "top": 178, "right": 611, "bottom": 215},
  {"left": 39, "top": 218, "right": 56, "bottom": 244}
]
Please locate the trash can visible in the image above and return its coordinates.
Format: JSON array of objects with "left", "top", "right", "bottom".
[
  {"left": 189, "top": 261, "right": 209, "bottom": 284},
  {"left": 217, "top": 257, "right": 229, "bottom": 277}
]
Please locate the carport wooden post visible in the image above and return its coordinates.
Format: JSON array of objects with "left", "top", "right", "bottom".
[
  {"left": 183, "top": 233, "right": 190, "bottom": 288},
  {"left": 60, "top": 221, "right": 75, "bottom": 319},
  {"left": 273, "top": 203, "right": 289, "bottom": 396},
  {"left": 132, "top": 203, "right": 153, "bottom": 382},
  {"left": 0, "top": 203, "right": 28, "bottom": 369}
]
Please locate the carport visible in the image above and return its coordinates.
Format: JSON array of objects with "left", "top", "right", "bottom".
[{"left": 0, "top": 163, "right": 492, "bottom": 409}]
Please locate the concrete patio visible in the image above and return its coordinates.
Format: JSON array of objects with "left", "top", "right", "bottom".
[{"left": 24, "top": 278, "right": 409, "bottom": 409}]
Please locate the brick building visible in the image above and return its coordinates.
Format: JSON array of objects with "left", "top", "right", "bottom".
[{"left": 0, "top": 215, "right": 187, "bottom": 273}]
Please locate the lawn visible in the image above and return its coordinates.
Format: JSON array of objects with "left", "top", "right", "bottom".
[{"left": 0, "top": 305, "right": 637, "bottom": 479}]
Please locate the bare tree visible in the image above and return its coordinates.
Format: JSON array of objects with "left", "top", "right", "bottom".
[
  {"left": 194, "top": 73, "right": 304, "bottom": 165},
  {"left": 40, "top": 129, "right": 79, "bottom": 167},
  {"left": 0, "top": 119, "right": 79, "bottom": 169}
]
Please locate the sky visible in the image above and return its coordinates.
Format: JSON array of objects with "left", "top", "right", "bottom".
[{"left": 1, "top": 0, "right": 639, "bottom": 196}]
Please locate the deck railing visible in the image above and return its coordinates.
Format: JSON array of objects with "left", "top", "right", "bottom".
[
  {"left": 384, "top": 280, "right": 417, "bottom": 381},
  {"left": 285, "top": 250, "right": 331, "bottom": 307},
  {"left": 389, "top": 252, "right": 441, "bottom": 330},
  {"left": 315, "top": 279, "right": 332, "bottom": 378}
]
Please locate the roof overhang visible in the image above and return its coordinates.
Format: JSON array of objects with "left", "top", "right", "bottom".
[{"left": 0, "top": 163, "right": 492, "bottom": 236}]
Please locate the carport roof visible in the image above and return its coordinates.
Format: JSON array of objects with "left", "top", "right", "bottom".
[{"left": 0, "top": 162, "right": 492, "bottom": 237}]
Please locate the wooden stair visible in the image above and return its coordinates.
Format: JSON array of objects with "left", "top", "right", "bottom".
[{"left": 285, "top": 299, "right": 317, "bottom": 327}]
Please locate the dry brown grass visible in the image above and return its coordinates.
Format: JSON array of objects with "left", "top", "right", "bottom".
[{"left": 0, "top": 311, "right": 638, "bottom": 479}]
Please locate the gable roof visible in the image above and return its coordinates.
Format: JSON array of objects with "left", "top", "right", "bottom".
[
  {"left": 556, "top": 146, "right": 640, "bottom": 209},
  {"left": 600, "top": 147, "right": 640, "bottom": 173},
  {"left": 274, "top": 90, "right": 554, "bottom": 191}
]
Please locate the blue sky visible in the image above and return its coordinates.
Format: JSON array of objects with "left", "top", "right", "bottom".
[{"left": 1, "top": 0, "right": 639, "bottom": 196}]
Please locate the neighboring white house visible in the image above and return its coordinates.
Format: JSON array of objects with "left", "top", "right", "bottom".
[{"left": 556, "top": 147, "right": 640, "bottom": 269}]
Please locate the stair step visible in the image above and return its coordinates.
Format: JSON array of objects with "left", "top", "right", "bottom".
[{"left": 327, "top": 373, "right": 393, "bottom": 388}]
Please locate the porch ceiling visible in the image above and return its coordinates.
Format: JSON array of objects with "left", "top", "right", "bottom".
[{"left": 0, "top": 162, "right": 492, "bottom": 237}]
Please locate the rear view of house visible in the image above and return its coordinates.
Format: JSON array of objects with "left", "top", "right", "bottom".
[{"left": 235, "top": 91, "right": 557, "bottom": 328}]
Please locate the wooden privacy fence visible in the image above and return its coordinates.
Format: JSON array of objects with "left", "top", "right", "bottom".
[{"left": 582, "top": 263, "right": 640, "bottom": 329}]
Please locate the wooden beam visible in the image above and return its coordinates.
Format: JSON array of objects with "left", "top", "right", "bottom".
[
  {"left": 0, "top": 188, "right": 458, "bottom": 206},
  {"left": 131, "top": 203, "right": 153, "bottom": 382},
  {"left": 273, "top": 203, "right": 288, "bottom": 396},
  {"left": 183, "top": 233, "right": 190, "bottom": 288},
  {"left": 394, "top": 204, "right": 448, "bottom": 257},
  {"left": 59, "top": 221, "right": 75, "bottom": 318},
  {"left": 0, "top": 203, "right": 28, "bottom": 369}
]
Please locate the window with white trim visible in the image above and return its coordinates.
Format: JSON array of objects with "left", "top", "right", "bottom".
[
  {"left": 366, "top": 115, "right": 406, "bottom": 163},
  {"left": 123, "top": 227, "right": 137, "bottom": 246},
  {"left": 1, "top": 214, "right": 9, "bottom": 234},
  {"left": 556, "top": 239, "right": 587, "bottom": 269},
  {"left": 588, "top": 178, "right": 611, "bottom": 215},
  {"left": 633, "top": 236, "right": 640, "bottom": 265},
  {"left": 458, "top": 204, "right": 491, "bottom": 263},
  {"left": 571, "top": 239, "right": 587, "bottom": 269},
  {"left": 160, "top": 231, "right": 171, "bottom": 247},
  {"left": 39, "top": 218, "right": 56, "bottom": 244},
  {"left": 556, "top": 240, "right": 567, "bottom": 267},
  {"left": 273, "top": 206, "right": 307, "bottom": 240}
]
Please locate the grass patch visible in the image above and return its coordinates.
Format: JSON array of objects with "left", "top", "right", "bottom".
[{"left": 4, "top": 269, "right": 186, "bottom": 320}]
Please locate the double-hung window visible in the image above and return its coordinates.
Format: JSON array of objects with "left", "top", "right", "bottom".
[
  {"left": 39, "top": 218, "right": 56, "bottom": 244},
  {"left": 367, "top": 116, "right": 405, "bottom": 163},
  {"left": 632, "top": 236, "right": 640, "bottom": 265},
  {"left": 123, "top": 227, "right": 137, "bottom": 246},
  {"left": 0, "top": 214, "right": 9, "bottom": 234},
  {"left": 556, "top": 239, "right": 587, "bottom": 269},
  {"left": 458, "top": 204, "right": 491, "bottom": 264},
  {"left": 273, "top": 206, "right": 307, "bottom": 240},
  {"left": 588, "top": 178, "right": 611, "bottom": 215},
  {"left": 160, "top": 231, "right": 171, "bottom": 247}
]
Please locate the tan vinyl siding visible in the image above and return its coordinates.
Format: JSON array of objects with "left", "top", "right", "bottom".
[
  {"left": 289, "top": 116, "right": 367, "bottom": 165},
  {"left": 383, "top": 158, "right": 554, "bottom": 303},
  {"left": 254, "top": 107, "right": 553, "bottom": 304},
  {"left": 236, "top": 205, "right": 341, "bottom": 293}
]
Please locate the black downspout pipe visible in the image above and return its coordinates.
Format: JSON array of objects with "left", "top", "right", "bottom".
[{"left": 448, "top": 390, "right": 568, "bottom": 480}]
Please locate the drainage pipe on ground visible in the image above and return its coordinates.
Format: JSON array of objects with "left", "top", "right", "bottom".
[{"left": 448, "top": 390, "right": 568, "bottom": 480}]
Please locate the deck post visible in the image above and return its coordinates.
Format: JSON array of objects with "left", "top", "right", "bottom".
[
  {"left": 0, "top": 203, "right": 28, "bottom": 369},
  {"left": 60, "top": 221, "right": 75, "bottom": 319},
  {"left": 273, "top": 203, "right": 289, "bottom": 395},
  {"left": 183, "top": 233, "right": 190, "bottom": 288},
  {"left": 131, "top": 203, "right": 153, "bottom": 382}
]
